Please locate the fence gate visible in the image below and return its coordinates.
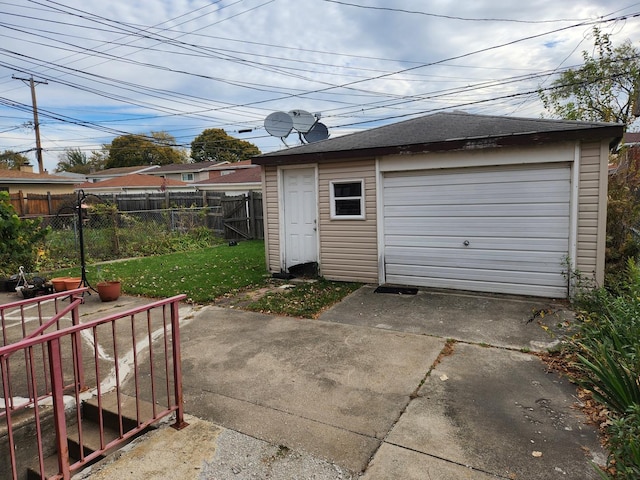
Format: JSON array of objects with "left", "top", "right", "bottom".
[{"left": 221, "top": 192, "right": 263, "bottom": 240}]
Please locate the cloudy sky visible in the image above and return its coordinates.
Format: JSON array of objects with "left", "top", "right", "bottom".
[{"left": 1, "top": 0, "right": 639, "bottom": 172}]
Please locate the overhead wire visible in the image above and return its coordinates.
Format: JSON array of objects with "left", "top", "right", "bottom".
[
  {"left": 320, "top": 0, "right": 597, "bottom": 23},
  {"left": 0, "top": 2, "right": 638, "bottom": 157}
]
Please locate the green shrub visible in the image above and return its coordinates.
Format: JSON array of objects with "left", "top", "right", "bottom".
[
  {"left": 574, "top": 260, "right": 640, "bottom": 415},
  {"left": 0, "top": 191, "right": 48, "bottom": 276},
  {"left": 573, "top": 259, "right": 640, "bottom": 478},
  {"left": 604, "top": 404, "right": 640, "bottom": 479},
  {"left": 577, "top": 343, "right": 640, "bottom": 415}
]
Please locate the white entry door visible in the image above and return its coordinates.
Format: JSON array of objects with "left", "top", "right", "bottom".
[{"left": 282, "top": 168, "right": 317, "bottom": 270}]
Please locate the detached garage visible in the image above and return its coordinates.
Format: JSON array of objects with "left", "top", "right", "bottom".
[{"left": 252, "top": 112, "right": 623, "bottom": 298}]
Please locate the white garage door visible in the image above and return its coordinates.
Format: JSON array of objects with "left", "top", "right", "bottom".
[{"left": 383, "top": 164, "right": 570, "bottom": 297}]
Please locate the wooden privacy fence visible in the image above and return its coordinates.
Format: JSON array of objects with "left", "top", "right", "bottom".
[
  {"left": 9, "top": 191, "right": 75, "bottom": 216},
  {"left": 222, "top": 191, "right": 264, "bottom": 240},
  {"left": 11, "top": 190, "right": 264, "bottom": 240}
]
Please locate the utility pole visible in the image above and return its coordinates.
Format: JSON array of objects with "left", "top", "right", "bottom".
[{"left": 12, "top": 75, "right": 48, "bottom": 174}]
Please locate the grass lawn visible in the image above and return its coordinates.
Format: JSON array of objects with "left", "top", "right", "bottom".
[
  {"left": 50, "top": 239, "right": 362, "bottom": 316},
  {"left": 53, "top": 240, "right": 269, "bottom": 303}
]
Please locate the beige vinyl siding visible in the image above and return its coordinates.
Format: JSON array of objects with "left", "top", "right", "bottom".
[
  {"left": 576, "top": 141, "right": 607, "bottom": 285},
  {"left": 318, "top": 159, "right": 378, "bottom": 283},
  {"left": 263, "top": 165, "right": 281, "bottom": 273}
]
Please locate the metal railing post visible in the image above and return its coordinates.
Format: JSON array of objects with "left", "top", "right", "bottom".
[
  {"left": 170, "top": 300, "right": 188, "bottom": 430},
  {"left": 1, "top": 356, "right": 18, "bottom": 480},
  {"left": 70, "top": 300, "right": 85, "bottom": 391},
  {"left": 48, "top": 338, "right": 71, "bottom": 480}
]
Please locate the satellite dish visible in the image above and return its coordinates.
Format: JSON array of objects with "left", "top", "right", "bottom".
[
  {"left": 264, "top": 111, "right": 293, "bottom": 138},
  {"left": 304, "top": 122, "right": 329, "bottom": 143},
  {"left": 288, "top": 109, "right": 316, "bottom": 134}
]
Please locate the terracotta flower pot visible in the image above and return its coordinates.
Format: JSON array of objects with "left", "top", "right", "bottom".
[
  {"left": 51, "top": 277, "right": 69, "bottom": 292},
  {"left": 64, "top": 277, "right": 82, "bottom": 290},
  {"left": 97, "top": 281, "right": 121, "bottom": 302}
]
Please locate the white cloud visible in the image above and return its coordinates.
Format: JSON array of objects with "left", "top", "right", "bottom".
[{"left": 0, "top": 0, "right": 638, "bottom": 172}]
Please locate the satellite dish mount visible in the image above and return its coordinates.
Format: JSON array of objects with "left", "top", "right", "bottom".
[{"left": 264, "top": 110, "right": 329, "bottom": 146}]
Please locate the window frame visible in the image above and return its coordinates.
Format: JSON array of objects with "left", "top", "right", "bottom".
[
  {"left": 329, "top": 179, "right": 365, "bottom": 220},
  {"left": 181, "top": 172, "right": 195, "bottom": 182}
]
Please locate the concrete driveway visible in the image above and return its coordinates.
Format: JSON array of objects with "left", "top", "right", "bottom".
[
  {"left": 2, "top": 286, "right": 604, "bottom": 479},
  {"left": 171, "top": 286, "right": 604, "bottom": 479}
]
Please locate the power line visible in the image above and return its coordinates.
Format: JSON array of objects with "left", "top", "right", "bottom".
[
  {"left": 321, "top": 0, "right": 592, "bottom": 23},
  {"left": 1, "top": 2, "right": 639, "bottom": 162}
]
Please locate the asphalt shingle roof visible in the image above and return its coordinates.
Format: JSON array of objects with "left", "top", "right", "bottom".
[{"left": 253, "top": 112, "right": 623, "bottom": 165}]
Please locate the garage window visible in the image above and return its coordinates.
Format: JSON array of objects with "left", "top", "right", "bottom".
[{"left": 330, "top": 180, "right": 364, "bottom": 219}]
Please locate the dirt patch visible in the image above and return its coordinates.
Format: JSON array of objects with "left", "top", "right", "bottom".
[{"left": 214, "top": 280, "right": 297, "bottom": 309}]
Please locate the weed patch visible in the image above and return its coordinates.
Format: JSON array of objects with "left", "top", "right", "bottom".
[
  {"left": 568, "top": 259, "right": 640, "bottom": 478},
  {"left": 245, "top": 279, "right": 361, "bottom": 318}
]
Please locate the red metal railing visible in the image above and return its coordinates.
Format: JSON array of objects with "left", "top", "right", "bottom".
[
  {"left": 0, "top": 288, "right": 89, "bottom": 413},
  {"left": 0, "top": 291, "right": 188, "bottom": 480}
]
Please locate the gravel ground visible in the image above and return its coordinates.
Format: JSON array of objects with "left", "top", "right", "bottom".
[
  {"left": 199, "top": 428, "right": 358, "bottom": 480},
  {"left": 73, "top": 416, "right": 359, "bottom": 480}
]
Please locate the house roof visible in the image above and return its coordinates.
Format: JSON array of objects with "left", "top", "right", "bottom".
[
  {"left": 149, "top": 161, "right": 226, "bottom": 174},
  {"left": 193, "top": 166, "right": 262, "bottom": 185},
  {"left": 146, "top": 160, "right": 256, "bottom": 175},
  {"left": 0, "top": 169, "right": 78, "bottom": 184},
  {"left": 622, "top": 132, "right": 640, "bottom": 145},
  {"left": 76, "top": 173, "right": 187, "bottom": 189},
  {"left": 252, "top": 112, "right": 624, "bottom": 165},
  {"left": 207, "top": 159, "right": 254, "bottom": 170},
  {"left": 88, "top": 165, "right": 159, "bottom": 178}
]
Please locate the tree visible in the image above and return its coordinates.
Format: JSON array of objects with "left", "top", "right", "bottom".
[
  {"left": 0, "top": 150, "right": 30, "bottom": 170},
  {"left": 606, "top": 148, "right": 640, "bottom": 285},
  {"left": 104, "top": 131, "right": 187, "bottom": 169},
  {"left": 539, "top": 27, "right": 640, "bottom": 128},
  {"left": 190, "top": 128, "right": 261, "bottom": 163},
  {"left": 540, "top": 29, "right": 640, "bottom": 287},
  {"left": 55, "top": 148, "right": 94, "bottom": 174}
]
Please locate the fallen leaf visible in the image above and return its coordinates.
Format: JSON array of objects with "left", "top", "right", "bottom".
[{"left": 439, "top": 374, "right": 449, "bottom": 381}]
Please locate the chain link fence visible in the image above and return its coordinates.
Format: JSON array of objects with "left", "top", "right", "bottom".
[{"left": 38, "top": 205, "right": 224, "bottom": 269}]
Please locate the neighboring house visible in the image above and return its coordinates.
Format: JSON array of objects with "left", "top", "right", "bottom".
[
  {"left": 621, "top": 131, "right": 640, "bottom": 147},
  {"left": 0, "top": 166, "right": 78, "bottom": 194},
  {"left": 146, "top": 159, "right": 257, "bottom": 183},
  {"left": 252, "top": 111, "right": 623, "bottom": 298},
  {"left": 75, "top": 173, "right": 192, "bottom": 194},
  {"left": 609, "top": 131, "right": 640, "bottom": 175},
  {"left": 206, "top": 159, "right": 256, "bottom": 179},
  {"left": 146, "top": 161, "right": 224, "bottom": 183},
  {"left": 193, "top": 165, "right": 262, "bottom": 195},
  {"left": 84, "top": 165, "right": 159, "bottom": 183}
]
